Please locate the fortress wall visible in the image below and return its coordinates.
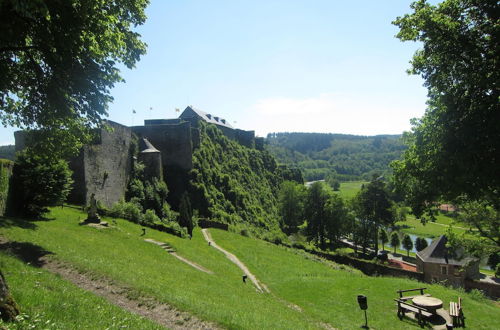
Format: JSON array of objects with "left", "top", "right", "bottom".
[
  {"left": 83, "top": 122, "right": 132, "bottom": 208},
  {"left": 132, "top": 121, "right": 193, "bottom": 171},
  {"left": 235, "top": 129, "right": 255, "bottom": 148}
]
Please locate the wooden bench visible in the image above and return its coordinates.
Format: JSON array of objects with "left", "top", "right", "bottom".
[
  {"left": 395, "top": 299, "right": 433, "bottom": 328},
  {"left": 397, "top": 287, "right": 430, "bottom": 301},
  {"left": 450, "top": 297, "right": 464, "bottom": 327}
]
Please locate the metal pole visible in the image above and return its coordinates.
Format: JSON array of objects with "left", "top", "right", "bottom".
[{"left": 364, "top": 310, "right": 368, "bottom": 328}]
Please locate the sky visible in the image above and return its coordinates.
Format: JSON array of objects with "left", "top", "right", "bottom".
[{"left": 1, "top": 0, "right": 432, "bottom": 145}]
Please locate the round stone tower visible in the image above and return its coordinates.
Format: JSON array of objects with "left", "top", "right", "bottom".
[{"left": 138, "top": 138, "right": 162, "bottom": 181}]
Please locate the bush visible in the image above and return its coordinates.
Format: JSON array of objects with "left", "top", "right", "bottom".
[
  {"left": 143, "top": 209, "right": 160, "bottom": 225},
  {"left": 11, "top": 151, "right": 73, "bottom": 217},
  {"left": 122, "top": 202, "right": 143, "bottom": 223}
]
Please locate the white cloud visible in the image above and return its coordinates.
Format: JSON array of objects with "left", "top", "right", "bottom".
[{"left": 238, "top": 92, "right": 425, "bottom": 137}]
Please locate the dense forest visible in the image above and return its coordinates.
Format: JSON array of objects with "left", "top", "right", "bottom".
[
  {"left": 0, "top": 145, "right": 14, "bottom": 160},
  {"left": 189, "top": 123, "right": 294, "bottom": 239},
  {"left": 266, "top": 133, "right": 405, "bottom": 181}
]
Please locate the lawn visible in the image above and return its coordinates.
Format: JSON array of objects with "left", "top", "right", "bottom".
[
  {"left": 0, "top": 253, "right": 162, "bottom": 329},
  {"left": 210, "top": 229, "right": 500, "bottom": 329},
  {"left": 396, "top": 214, "right": 473, "bottom": 238},
  {"left": 0, "top": 207, "right": 498, "bottom": 329},
  {"left": 335, "top": 181, "right": 367, "bottom": 199}
]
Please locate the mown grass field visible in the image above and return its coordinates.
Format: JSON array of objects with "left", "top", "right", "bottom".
[
  {"left": 396, "top": 214, "right": 472, "bottom": 238},
  {"left": 335, "top": 181, "right": 367, "bottom": 199},
  {"left": 0, "top": 207, "right": 498, "bottom": 329}
]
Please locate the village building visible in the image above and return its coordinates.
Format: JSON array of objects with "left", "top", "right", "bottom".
[{"left": 416, "top": 235, "right": 480, "bottom": 287}]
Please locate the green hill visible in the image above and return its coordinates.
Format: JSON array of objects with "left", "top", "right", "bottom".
[
  {"left": 0, "top": 207, "right": 498, "bottom": 329},
  {"left": 266, "top": 132, "right": 405, "bottom": 181},
  {"left": 189, "top": 123, "right": 288, "bottom": 238}
]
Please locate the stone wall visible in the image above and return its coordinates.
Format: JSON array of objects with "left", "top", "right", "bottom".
[
  {"left": 0, "top": 160, "right": 14, "bottom": 216},
  {"left": 310, "top": 250, "right": 425, "bottom": 281},
  {"left": 465, "top": 279, "right": 500, "bottom": 299},
  {"left": 132, "top": 121, "right": 193, "bottom": 172},
  {"left": 81, "top": 121, "right": 132, "bottom": 208},
  {"left": 235, "top": 129, "right": 255, "bottom": 148}
]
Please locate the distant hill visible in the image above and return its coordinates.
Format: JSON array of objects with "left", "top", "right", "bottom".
[
  {"left": 265, "top": 132, "right": 406, "bottom": 181},
  {"left": 0, "top": 145, "right": 15, "bottom": 160}
]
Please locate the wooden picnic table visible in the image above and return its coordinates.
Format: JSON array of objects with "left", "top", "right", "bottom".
[{"left": 412, "top": 296, "right": 443, "bottom": 313}]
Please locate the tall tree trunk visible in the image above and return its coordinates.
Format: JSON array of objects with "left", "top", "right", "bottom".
[{"left": 0, "top": 269, "right": 19, "bottom": 321}]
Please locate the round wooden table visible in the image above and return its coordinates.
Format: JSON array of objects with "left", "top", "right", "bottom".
[{"left": 412, "top": 296, "right": 443, "bottom": 312}]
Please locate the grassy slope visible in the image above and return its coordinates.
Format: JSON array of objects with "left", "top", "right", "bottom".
[
  {"left": 0, "top": 207, "right": 498, "bottom": 329},
  {"left": 0, "top": 253, "right": 161, "bottom": 329},
  {"left": 211, "top": 229, "right": 500, "bottom": 329}
]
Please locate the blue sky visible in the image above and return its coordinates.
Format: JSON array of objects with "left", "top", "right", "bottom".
[{"left": 1, "top": 0, "right": 431, "bottom": 145}]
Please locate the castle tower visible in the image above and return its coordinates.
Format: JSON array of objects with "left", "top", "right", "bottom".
[{"left": 138, "top": 138, "right": 162, "bottom": 181}]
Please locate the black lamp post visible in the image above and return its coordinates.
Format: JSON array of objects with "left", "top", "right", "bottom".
[{"left": 357, "top": 295, "right": 368, "bottom": 329}]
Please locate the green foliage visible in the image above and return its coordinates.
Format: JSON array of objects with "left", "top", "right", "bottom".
[
  {"left": 179, "top": 192, "right": 193, "bottom": 236},
  {"left": 266, "top": 132, "right": 405, "bottom": 181},
  {"left": 0, "top": 0, "right": 149, "bottom": 157},
  {"left": 2, "top": 206, "right": 500, "bottom": 329},
  {"left": 352, "top": 177, "right": 395, "bottom": 252},
  {"left": 0, "top": 145, "right": 15, "bottom": 161},
  {"left": 304, "top": 182, "right": 330, "bottom": 249},
  {"left": 0, "top": 159, "right": 13, "bottom": 215},
  {"left": 379, "top": 229, "right": 388, "bottom": 250},
  {"left": 390, "top": 232, "right": 401, "bottom": 253},
  {"left": 415, "top": 237, "right": 428, "bottom": 252},
  {"left": 325, "top": 172, "right": 340, "bottom": 191},
  {"left": 457, "top": 200, "right": 500, "bottom": 246},
  {"left": 304, "top": 182, "right": 351, "bottom": 249},
  {"left": 278, "top": 181, "right": 306, "bottom": 234},
  {"left": 392, "top": 0, "right": 499, "bottom": 218},
  {"left": 123, "top": 156, "right": 178, "bottom": 228},
  {"left": 143, "top": 209, "right": 160, "bottom": 225},
  {"left": 402, "top": 234, "right": 413, "bottom": 256},
  {"left": 190, "top": 123, "right": 283, "bottom": 234},
  {"left": 10, "top": 151, "right": 73, "bottom": 217}
]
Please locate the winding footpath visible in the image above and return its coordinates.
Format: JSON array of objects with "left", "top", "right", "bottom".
[
  {"left": 144, "top": 238, "right": 213, "bottom": 274},
  {"left": 201, "top": 228, "right": 270, "bottom": 293}
]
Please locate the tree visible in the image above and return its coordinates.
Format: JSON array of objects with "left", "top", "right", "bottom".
[
  {"left": 10, "top": 150, "right": 73, "bottom": 217},
  {"left": 0, "top": 0, "right": 149, "bottom": 157},
  {"left": 353, "top": 176, "right": 395, "bottom": 254},
  {"left": 379, "top": 229, "right": 388, "bottom": 251},
  {"left": 415, "top": 237, "right": 428, "bottom": 252},
  {"left": 392, "top": 0, "right": 500, "bottom": 220},
  {"left": 402, "top": 234, "right": 414, "bottom": 257},
  {"left": 179, "top": 192, "right": 193, "bottom": 237},
  {"left": 304, "top": 182, "right": 329, "bottom": 249},
  {"left": 390, "top": 232, "right": 401, "bottom": 254},
  {"left": 324, "top": 194, "right": 350, "bottom": 247},
  {"left": 278, "top": 181, "right": 306, "bottom": 234},
  {"left": 458, "top": 200, "right": 500, "bottom": 247}
]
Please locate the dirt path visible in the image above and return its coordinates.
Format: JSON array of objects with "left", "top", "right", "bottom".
[
  {"left": 201, "top": 228, "right": 269, "bottom": 293},
  {"left": 0, "top": 238, "right": 220, "bottom": 330},
  {"left": 144, "top": 238, "right": 213, "bottom": 274}
]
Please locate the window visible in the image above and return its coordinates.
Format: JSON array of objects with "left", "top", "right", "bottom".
[
  {"left": 453, "top": 266, "right": 461, "bottom": 277},
  {"left": 441, "top": 265, "right": 448, "bottom": 275}
]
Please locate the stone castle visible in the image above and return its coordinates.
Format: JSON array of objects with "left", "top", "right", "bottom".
[{"left": 15, "top": 106, "right": 262, "bottom": 209}]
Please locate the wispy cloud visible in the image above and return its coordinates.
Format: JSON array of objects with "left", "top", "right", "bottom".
[{"left": 238, "top": 93, "right": 425, "bottom": 137}]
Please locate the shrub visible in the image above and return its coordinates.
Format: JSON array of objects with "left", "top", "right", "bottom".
[
  {"left": 122, "top": 202, "right": 143, "bottom": 223},
  {"left": 11, "top": 151, "right": 73, "bottom": 217},
  {"left": 143, "top": 209, "right": 160, "bottom": 225}
]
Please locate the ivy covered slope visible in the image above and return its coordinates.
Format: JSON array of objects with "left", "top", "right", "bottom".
[{"left": 189, "top": 124, "right": 285, "bottom": 235}]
